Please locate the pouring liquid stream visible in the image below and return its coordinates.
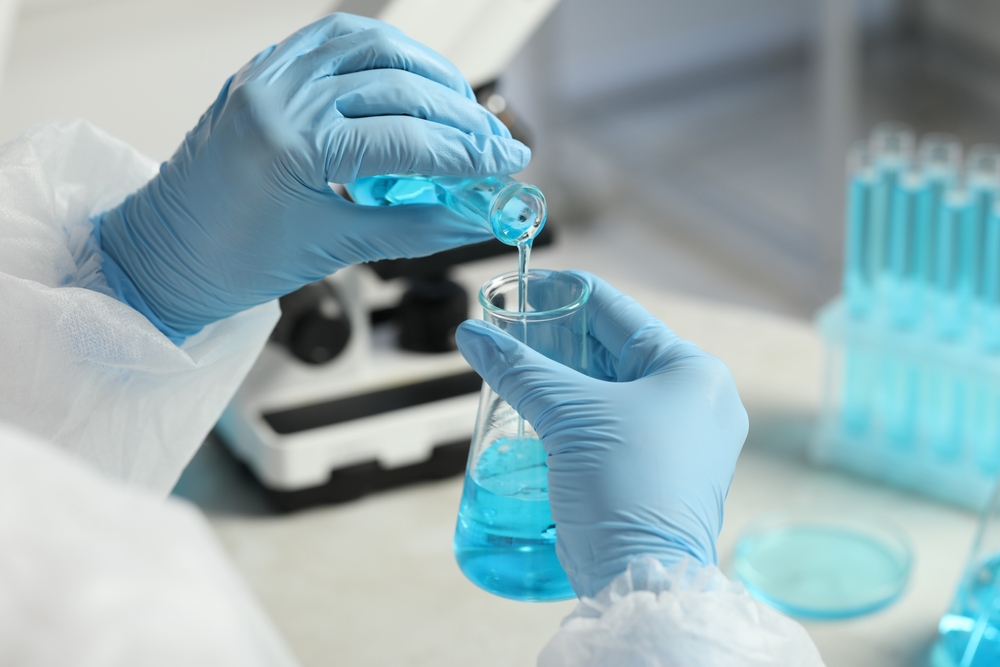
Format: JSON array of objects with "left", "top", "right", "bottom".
[{"left": 516, "top": 240, "right": 531, "bottom": 440}]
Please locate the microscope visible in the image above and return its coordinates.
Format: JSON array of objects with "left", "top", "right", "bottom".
[{"left": 216, "top": 0, "right": 559, "bottom": 511}]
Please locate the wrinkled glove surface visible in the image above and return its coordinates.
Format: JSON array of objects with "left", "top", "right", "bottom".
[
  {"left": 456, "top": 272, "right": 749, "bottom": 598},
  {"left": 97, "top": 13, "right": 528, "bottom": 341}
]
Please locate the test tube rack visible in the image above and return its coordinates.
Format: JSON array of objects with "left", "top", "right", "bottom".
[{"left": 813, "top": 124, "right": 1000, "bottom": 511}]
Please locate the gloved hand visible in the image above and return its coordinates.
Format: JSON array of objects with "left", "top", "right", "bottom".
[
  {"left": 455, "top": 272, "right": 749, "bottom": 599},
  {"left": 95, "top": 13, "right": 528, "bottom": 342}
]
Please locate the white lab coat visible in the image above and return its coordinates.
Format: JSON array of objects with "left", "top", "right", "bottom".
[{"left": 0, "top": 120, "right": 825, "bottom": 667}]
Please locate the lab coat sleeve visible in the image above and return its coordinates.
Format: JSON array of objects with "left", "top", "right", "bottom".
[
  {"left": 0, "top": 420, "right": 301, "bottom": 667},
  {"left": 538, "top": 556, "right": 825, "bottom": 667},
  {"left": 0, "top": 119, "right": 280, "bottom": 496}
]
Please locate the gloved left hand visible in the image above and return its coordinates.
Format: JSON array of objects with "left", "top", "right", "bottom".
[
  {"left": 95, "top": 13, "right": 529, "bottom": 342},
  {"left": 455, "top": 272, "right": 749, "bottom": 599}
]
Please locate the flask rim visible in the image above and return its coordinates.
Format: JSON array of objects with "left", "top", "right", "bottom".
[
  {"left": 488, "top": 182, "right": 547, "bottom": 246},
  {"left": 479, "top": 269, "right": 590, "bottom": 323}
]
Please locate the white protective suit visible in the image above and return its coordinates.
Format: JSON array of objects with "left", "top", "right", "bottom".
[{"left": 0, "top": 120, "right": 825, "bottom": 666}]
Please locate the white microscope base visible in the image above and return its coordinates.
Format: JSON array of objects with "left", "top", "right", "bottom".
[{"left": 216, "top": 269, "right": 484, "bottom": 509}]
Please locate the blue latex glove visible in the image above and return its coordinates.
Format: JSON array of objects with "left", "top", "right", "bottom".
[
  {"left": 455, "top": 272, "right": 749, "bottom": 598},
  {"left": 95, "top": 13, "right": 529, "bottom": 342}
]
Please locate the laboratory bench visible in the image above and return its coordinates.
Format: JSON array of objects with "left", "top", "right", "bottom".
[{"left": 175, "top": 273, "right": 980, "bottom": 667}]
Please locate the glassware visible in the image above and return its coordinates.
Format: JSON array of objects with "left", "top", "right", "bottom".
[
  {"left": 966, "top": 146, "right": 1000, "bottom": 301},
  {"left": 733, "top": 509, "right": 912, "bottom": 620},
  {"left": 843, "top": 141, "right": 877, "bottom": 318},
  {"left": 345, "top": 173, "right": 546, "bottom": 246},
  {"left": 869, "top": 122, "right": 916, "bottom": 300},
  {"left": 815, "top": 126, "right": 1000, "bottom": 511},
  {"left": 453, "top": 270, "right": 590, "bottom": 602},
  {"left": 933, "top": 473, "right": 1000, "bottom": 667}
]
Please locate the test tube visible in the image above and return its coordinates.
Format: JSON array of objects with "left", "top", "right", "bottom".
[
  {"left": 917, "top": 134, "right": 962, "bottom": 290},
  {"left": 843, "top": 142, "right": 876, "bottom": 318},
  {"left": 935, "top": 189, "right": 976, "bottom": 340},
  {"left": 966, "top": 145, "right": 1000, "bottom": 300},
  {"left": 982, "top": 202, "right": 1000, "bottom": 351},
  {"left": 880, "top": 169, "right": 923, "bottom": 449},
  {"left": 887, "top": 169, "right": 923, "bottom": 327},
  {"left": 868, "top": 123, "right": 916, "bottom": 304}
]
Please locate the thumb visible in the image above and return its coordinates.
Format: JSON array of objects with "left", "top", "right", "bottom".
[{"left": 455, "top": 319, "right": 584, "bottom": 437}]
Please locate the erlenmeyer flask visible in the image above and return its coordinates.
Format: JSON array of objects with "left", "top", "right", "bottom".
[
  {"left": 933, "top": 471, "right": 1000, "bottom": 667},
  {"left": 453, "top": 270, "right": 590, "bottom": 602}
]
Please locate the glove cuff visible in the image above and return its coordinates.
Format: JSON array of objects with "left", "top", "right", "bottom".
[
  {"left": 91, "top": 210, "right": 194, "bottom": 345},
  {"left": 538, "top": 556, "right": 825, "bottom": 667}
]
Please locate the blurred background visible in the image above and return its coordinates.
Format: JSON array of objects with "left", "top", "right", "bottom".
[{"left": 4, "top": 0, "right": 1000, "bottom": 319}]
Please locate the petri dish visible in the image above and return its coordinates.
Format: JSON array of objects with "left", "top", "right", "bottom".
[{"left": 732, "top": 509, "right": 913, "bottom": 620}]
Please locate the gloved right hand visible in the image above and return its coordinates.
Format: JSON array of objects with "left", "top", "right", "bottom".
[
  {"left": 95, "top": 13, "right": 528, "bottom": 342},
  {"left": 455, "top": 272, "right": 749, "bottom": 598}
]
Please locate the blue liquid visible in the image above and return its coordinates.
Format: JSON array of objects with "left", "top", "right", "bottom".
[
  {"left": 888, "top": 173, "right": 922, "bottom": 326},
  {"left": 453, "top": 437, "right": 574, "bottom": 602},
  {"left": 844, "top": 169, "right": 875, "bottom": 317},
  {"left": 346, "top": 174, "right": 545, "bottom": 246},
  {"left": 841, "top": 346, "right": 875, "bottom": 435},
  {"left": 935, "top": 554, "right": 1000, "bottom": 667},
  {"left": 935, "top": 193, "right": 975, "bottom": 339}
]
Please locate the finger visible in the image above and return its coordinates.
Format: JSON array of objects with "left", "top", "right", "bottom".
[
  {"left": 294, "top": 24, "right": 473, "bottom": 98},
  {"left": 265, "top": 13, "right": 403, "bottom": 70},
  {"left": 565, "top": 271, "right": 676, "bottom": 356},
  {"left": 516, "top": 273, "right": 616, "bottom": 380},
  {"left": 455, "top": 319, "right": 595, "bottom": 438},
  {"left": 324, "top": 116, "right": 530, "bottom": 183},
  {"left": 565, "top": 271, "right": 692, "bottom": 381},
  {"left": 322, "top": 68, "right": 509, "bottom": 138}
]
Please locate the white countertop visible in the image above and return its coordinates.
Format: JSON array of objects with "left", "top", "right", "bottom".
[{"left": 178, "top": 275, "right": 981, "bottom": 667}]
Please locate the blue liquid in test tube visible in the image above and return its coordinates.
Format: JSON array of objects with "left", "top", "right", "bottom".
[
  {"left": 966, "top": 146, "right": 1000, "bottom": 303},
  {"left": 840, "top": 127, "right": 913, "bottom": 439},
  {"left": 917, "top": 134, "right": 962, "bottom": 298},
  {"left": 888, "top": 170, "right": 924, "bottom": 327},
  {"left": 974, "top": 204, "right": 1000, "bottom": 474},
  {"left": 923, "top": 189, "right": 974, "bottom": 460},
  {"left": 982, "top": 204, "right": 1000, "bottom": 351},
  {"left": 883, "top": 171, "right": 923, "bottom": 445},
  {"left": 935, "top": 190, "right": 976, "bottom": 340},
  {"left": 843, "top": 143, "right": 877, "bottom": 317},
  {"left": 869, "top": 123, "right": 916, "bottom": 304}
]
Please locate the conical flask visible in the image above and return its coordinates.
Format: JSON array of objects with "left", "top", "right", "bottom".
[
  {"left": 934, "top": 471, "right": 1000, "bottom": 666},
  {"left": 453, "top": 270, "right": 590, "bottom": 602}
]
